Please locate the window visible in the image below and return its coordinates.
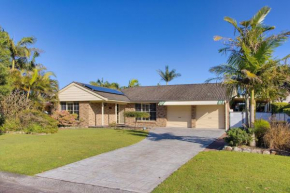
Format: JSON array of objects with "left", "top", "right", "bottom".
[
  {"left": 61, "top": 102, "right": 79, "bottom": 117},
  {"left": 135, "top": 103, "right": 156, "bottom": 121}
]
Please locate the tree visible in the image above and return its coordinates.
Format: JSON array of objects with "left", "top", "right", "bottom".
[
  {"left": 157, "top": 65, "right": 181, "bottom": 85},
  {"left": 208, "top": 6, "right": 290, "bottom": 127},
  {"left": 90, "top": 78, "right": 120, "bottom": 90},
  {"left": 0, "top": 27, "right": 10, "bottom": 68},
  {"left": 0, "top": 64, "right": 11, "bottom": 98},
  {"left": 128, "top": 79, "right": 140, "bottom": 87},
  {"left": 10, "top": 65, "right": 58, "bottom": 109},
  {"left": 124, "top": 111, "right": 150, "bottom": 128},
  {"left": 0, "top": 25, "right": 37, "bottom": 70}
]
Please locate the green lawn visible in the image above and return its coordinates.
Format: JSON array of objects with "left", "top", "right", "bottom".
[
  {"left": 0, "top": 128, "right": 147, "bottom": 175},
  {"left": 154, "top": 151, "right": 290, "bottom": 193}
]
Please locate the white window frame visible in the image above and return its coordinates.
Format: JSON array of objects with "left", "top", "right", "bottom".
[
  {"left": 135, "top": 103, "right": 156, "bottom": 121},
  {"left": 61, "top": 102, "right": 79, "bottom": 117}
]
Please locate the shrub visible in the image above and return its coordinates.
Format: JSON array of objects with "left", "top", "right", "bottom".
[
  {"left": 51, "top": 110, "right": 80, "bottom": 127},
  {"left": 263, "top": 123, "right": 290, "bottom": 151},
  {"left": 254, "top": 119, "right": 270, "bottom": 147},
  {"left": 124, "top": 111, "right": 150, "bottom": 119},
  {"left": 124, "top": 111, "right": 150, "bottom": 128},
  {"left": 109, "top": 121, "right": 117, "bottom": 129},
  {"left": 271, "top": 102, "right": 290, "bottom": 113},
  {"left": 19, "top": 110, "right": 58, "bottom": 134},
  {"left": 283, "top": 108, "right": 290, "bottom": 116},
  {"left": 0, "top": 118, "right": 21, "bottom": 132},
  {"left": 225, "top": 128, "right": 252, "bottom": 146},
  {"left": 1, "top": 110, "right": 58, "bottom": 134}
]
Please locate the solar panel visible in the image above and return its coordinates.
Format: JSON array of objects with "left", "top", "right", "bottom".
[{"left": 82, "top": 83, "right": 124, "bottom": 95}]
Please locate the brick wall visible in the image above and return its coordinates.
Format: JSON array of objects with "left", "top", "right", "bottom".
[
  {"left": 79, "top": 102, "right": 90, "bottom": 127},
  {"left": 124, "top": 103, "right": 167, "bottom": 128},
  {"left": 191, "top": 105, "right": 196, "bottom": 128}
]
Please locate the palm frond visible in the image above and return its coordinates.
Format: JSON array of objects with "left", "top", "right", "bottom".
[{"left": 250, "top": 6, "right": 271, "bottom": 27}]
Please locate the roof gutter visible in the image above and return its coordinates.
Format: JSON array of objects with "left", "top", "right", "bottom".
[{"left": 158, "top": 100, "right": 225, "bottom": 106}]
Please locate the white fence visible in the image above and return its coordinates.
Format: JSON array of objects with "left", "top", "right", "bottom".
[{"left": 230, "top": 112, "right": 290, "bottom": 128}]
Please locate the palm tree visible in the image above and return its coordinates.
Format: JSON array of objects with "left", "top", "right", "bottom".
[
  {"left": 10, "top": 65, "right": 58, "bottom": 108},
  {"left": 128, "top": 79, "right": 140, "bottom": 87},
  {"left": 208, "top": 6, "right": 290, "bottom": 127},
  {"left": 157, "top": 65, "right": 181, "bottom": 85},
  {"left": 90, "top": 78, "right": 120, "bottom": 90},
  {"left": 1, "top": 26, "right": 37, "bottom": 70}
]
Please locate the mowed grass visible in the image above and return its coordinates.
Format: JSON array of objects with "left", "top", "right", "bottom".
[
  {"left": 154, "top": 151, "right": 290, "bottom": 193},
  {"left": 0, "top": 128, "right": 147, "bottom": 175}
]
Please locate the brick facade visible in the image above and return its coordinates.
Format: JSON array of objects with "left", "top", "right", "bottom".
[
  {"left": 191, "top": 105, "right": 196, "bottom": 128},
  {"left": 124, "top": 104, "right": 167, "bottom": 128},
  {"left": 60, "top": 102, "right": 227, "bottom": 129}
]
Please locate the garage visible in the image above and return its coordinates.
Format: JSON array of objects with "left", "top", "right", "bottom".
[
  {"left": 196, "top": 105, "right": 225, "bottom": 129},
  {"left": 167, "top": 106, "right": 191, "bottom": 128}
]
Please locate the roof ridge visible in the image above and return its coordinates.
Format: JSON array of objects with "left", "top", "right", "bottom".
[{"left": 121, "top": 82, "right": 222, "bottom": 90}]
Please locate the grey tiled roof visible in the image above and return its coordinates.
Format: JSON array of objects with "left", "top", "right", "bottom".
[{"left": 121, "top": 83, "right": 228, "bottom": 102}]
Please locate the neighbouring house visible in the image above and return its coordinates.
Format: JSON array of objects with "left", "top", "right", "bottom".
[{"left": 58, "top": 82, "right": 230, "bottom": 130}]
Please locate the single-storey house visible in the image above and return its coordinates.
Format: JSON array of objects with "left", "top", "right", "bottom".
[{"left": 58, "top": 82, "right": 230, "bottom": 130}]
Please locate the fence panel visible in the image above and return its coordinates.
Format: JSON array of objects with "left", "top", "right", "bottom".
[
  {"left": 230, "top": 112, "right": 290, "bottom": 128},
  {"left": 230, "top": 112, "right": 245, "bottom": 128}
]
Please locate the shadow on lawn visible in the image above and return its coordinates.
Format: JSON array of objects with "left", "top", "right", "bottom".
[{"left": 116, "top": 129, "right": 148, "bottom": 137}]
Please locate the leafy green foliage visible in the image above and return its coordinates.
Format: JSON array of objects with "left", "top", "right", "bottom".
[
  {"left": 0, "top": 110, "right": 58, "bottom": 134},
  {"left": 225, "top": 128, "right": 252, "bottom": 146},
  {"left": 272, "top": 102, "right": 290, "bottom": 113},
  {"left": 283, "top": 108, "right": 290, "bottom": 116},
  {"left": 157, "top": 65, "right": 181, "bottom": 85},
  {"left": 124, "top": 111, "right": 150, "bottom": 119},
  {"left": 254, "top": 119, "right": 270, "bottom": 147},
  {"left": 90, "top": 78, "right": 120, "bottom": 90},
  {"left": 208, "top": 6, "right": 290, "bottom": 127},
  {"left": 51, "top": 110, "right": 80, "bottom": 127},
  {"left": 0, "top": 65, "right": 11, "bottom": 98}
]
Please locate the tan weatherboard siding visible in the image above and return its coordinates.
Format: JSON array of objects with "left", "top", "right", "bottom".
[{"left": 59, "top": 84, "right": 103, "bottom": 101}]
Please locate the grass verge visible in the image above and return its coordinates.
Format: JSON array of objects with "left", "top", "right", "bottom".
[
  {"left": 0, "top": 128, "right": 147, "bottom": 175},
  {"left": 154, "top": 151, "right": 290, "bottom": 193}
]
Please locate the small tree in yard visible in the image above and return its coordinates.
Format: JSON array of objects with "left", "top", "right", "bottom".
[{"left": 124, "top": 111, "right": 150, "bottom": 128}]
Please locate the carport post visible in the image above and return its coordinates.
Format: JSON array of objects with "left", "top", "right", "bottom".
[
  {"left": 225, "top": 101, "right": 228, "bottom": 130},
  {"left": 102, "top": 102, "right": 104, "bottom": 126},
  {"left": 115, "top": 104, "right": 117, "bottom": 123}
]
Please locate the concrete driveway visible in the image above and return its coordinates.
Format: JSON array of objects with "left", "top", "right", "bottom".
[{"left": 37, "top": 128, "right": 224, "bottom": 193}]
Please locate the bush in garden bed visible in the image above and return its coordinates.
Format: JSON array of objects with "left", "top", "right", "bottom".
[
  {"left": 264, "top": 123, "right": 290, "bottom": 151},
  {"left": 225, "top": 128, "right": 253, "bottom": 146},
  {"left": 271, "top": 102, "right": 290, "bottom": 113},
  {"left": 1, "top": 110, "right": 58, "bottom": 134},
  {"left": 51, "top": 110, "right": 81, "bottom": 127},
  {"left": 254, "top": 119, "right": 270, "bottom": 147}
]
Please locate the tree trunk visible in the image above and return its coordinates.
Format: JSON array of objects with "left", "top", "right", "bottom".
[
  {"left": 249, "top": 89, "right": 256, "bottom": 147},
  {"left": 27, "top": 87, "right": 31, "bottom": 100},
  {"left": 244, "top": 95, "right": 250, "bottom": 128},
  {"left": 250, "top": 89, "right": 255, "bottom": 127},
  {"left": 12, "top": 59, "right": 15, "bottom": 70}
]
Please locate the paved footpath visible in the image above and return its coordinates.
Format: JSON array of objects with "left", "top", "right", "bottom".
[{"left": 37, "top": 128, "right": 224, "bottom": 193}]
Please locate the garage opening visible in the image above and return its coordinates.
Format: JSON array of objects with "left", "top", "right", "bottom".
[
  {"left": 196, "top": 105, "right": 224, "bottom": 129},
  {"left": 167, "top": 106, "right": 191, "bottom": 128}
]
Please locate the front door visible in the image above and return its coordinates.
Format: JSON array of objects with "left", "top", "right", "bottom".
[{"left": 117, "top": 104, "right": 125, "bottom": 124}]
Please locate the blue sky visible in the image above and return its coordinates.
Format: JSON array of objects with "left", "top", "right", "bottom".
[{"left": 1, "top": 0, "right": 290, "bottom": 88}]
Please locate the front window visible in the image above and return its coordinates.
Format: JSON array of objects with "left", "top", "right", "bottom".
[
  {"left": 61, "top": 102, "right": 79, "bottom": 117},
  {"left": 135, "top": 103, "right": 156, "bottom": 121}
]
